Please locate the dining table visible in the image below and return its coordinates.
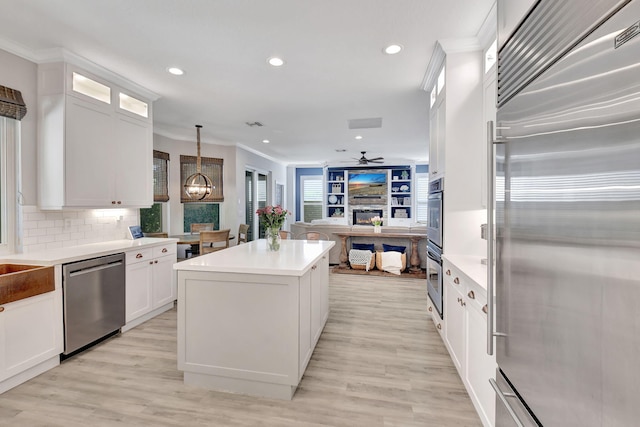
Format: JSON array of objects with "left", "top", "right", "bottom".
[{"left": 169, "top": 233, "right": 236, "bottom": 245}]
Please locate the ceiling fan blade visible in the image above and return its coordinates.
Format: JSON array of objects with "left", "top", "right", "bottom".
[
  {"left": 368, "top": 157, "right": 384, "bottom": 161},
  {"left": 369, "top": 160, "right": 384, "bottom": 163}
]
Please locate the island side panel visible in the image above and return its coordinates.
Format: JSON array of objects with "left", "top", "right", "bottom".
[{"left": 177, "top": 270, "right": 302, "bottom": 397}]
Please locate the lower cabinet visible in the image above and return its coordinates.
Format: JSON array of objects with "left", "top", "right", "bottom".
[
  {"left": 125, "top": 243, "right": 177, "bottom": 324},
  {"left": 0, "top": 289, "right": 63, "bottom": 384},
  {"left": 427, "top": 296, "right": 444, "bottom": 337},
  {"left": 442, "top": 259, "right": 496, "bottom": 427}
]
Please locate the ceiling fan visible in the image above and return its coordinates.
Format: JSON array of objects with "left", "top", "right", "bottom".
[{"left": 354, "top": 151, "right": 384, "bottom": 165}]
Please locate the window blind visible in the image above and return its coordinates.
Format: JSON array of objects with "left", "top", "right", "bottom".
[
  {"left": 0, "top": 85, "right": 27, "bottom": 121},
  {"left": 416, "top": 173, "right": 429, "bottom": 223},
  {"left": 153, "top": 150, "right": 169, "bottom": 202}
]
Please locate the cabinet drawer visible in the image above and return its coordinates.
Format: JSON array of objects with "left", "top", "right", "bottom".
[
  {"left": 153, "top": 244, "right": 176, "bottom": 259},
  {"left": 126, "top": 248, "right": 153, "bottom": 265}
]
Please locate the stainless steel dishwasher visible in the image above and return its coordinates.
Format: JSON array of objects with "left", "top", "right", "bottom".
[{"left": 62, "top": 253, "right": 125, "bottom": 356}]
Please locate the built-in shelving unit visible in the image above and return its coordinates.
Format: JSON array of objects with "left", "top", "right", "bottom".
[
  {"left": 326, "top": 169, "right": 347, "bottom": 222},
  {"left": 324, "top": 166, "right": 414, "bottom": 226}
]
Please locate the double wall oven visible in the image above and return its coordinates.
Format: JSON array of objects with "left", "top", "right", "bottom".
[{"left": 426, "top": 178, "right": 443, "bottom": 318}]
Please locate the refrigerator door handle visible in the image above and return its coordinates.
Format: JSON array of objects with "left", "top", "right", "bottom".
[
  {"left": 490, "top": 378, "right": 525, "bottom": 427},
  {"left": 487, "top": 120, "right": 507, "bottom": 355}
]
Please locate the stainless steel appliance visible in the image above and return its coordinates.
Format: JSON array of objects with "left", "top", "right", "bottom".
[
  {"left": 427, "top": 178, "right": 443, "bottom": 249},
  {"left": 426, "top": 241, "right": 443, "bottom": 318},
  {"left": 62, "top": 253, "right": 126, "bottom": 355},
  {"left": 488, "top": 1, "right": 640, "bottom": 425}
]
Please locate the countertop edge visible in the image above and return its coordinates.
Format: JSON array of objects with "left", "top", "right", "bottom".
[{"left": 442, "top": 253, "right": 487, "bottom": 291}]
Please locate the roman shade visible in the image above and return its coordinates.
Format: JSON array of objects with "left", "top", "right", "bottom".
[
  {"left": 0, "top": 85, "right": 27, "bottom": 121},
  {"left": 153, "top": 150, "right": 170, "bottom": 202}
]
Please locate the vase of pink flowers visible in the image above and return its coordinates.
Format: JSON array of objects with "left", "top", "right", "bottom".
[
  {"left": 256, "top": 205, "right": 290, "bottom": 251},
  {"left": 371, "top": 215, "right": 383, "bottom": 233}
]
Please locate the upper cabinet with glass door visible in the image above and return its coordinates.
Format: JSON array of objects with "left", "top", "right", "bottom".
[{"left": 38, "top": 62, "right": 155, "bottom": 209}]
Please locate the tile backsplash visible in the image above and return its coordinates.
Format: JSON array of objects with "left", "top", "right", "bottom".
[{"left": 21, "top": 205, "right": 140, "bottom": 253}]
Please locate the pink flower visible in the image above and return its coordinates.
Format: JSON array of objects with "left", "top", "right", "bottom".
[
  {"left": 274, "top": 206, "right": 282, "bottom": 215},
  {"left": 265, "top": 206, "right": 273, "bottom": 214}
]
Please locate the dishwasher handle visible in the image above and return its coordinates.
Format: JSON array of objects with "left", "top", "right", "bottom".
[{"left": 68, "top": 260, "right": 123, "bottom": 277}]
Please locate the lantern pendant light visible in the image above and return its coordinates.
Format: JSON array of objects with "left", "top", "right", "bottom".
[{"left": 184, "top": 124, "right": 214, "bottom": 200}]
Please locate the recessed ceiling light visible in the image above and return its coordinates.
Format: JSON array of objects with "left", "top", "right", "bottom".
[
  {"left": 383, "top": 44, "right": 403, "bottom": 55},
  {"left": 262, "top": 139, "right": 270, "bottom": 144},
  {"left": 355, "top": 135, "right": 363, "bottom": 140},
  {"left": 167, "top": 67, "right": 184, "bottom": 76},
  {"left": 267, "top": 57, "right": 285, "bottom": 67}
]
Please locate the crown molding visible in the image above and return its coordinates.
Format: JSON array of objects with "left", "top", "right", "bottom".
[
  {"left": 0, "top": 38, "right": 159, "bottom": 101},
  {"left": 421, "top": 42, "right": 445, "bottom": 92},
  {"left": 236, "top": 143, "right": 287, "bottom": 166},
  {"left": 477, "top": 2, "right": 498, "bottom": 49}
]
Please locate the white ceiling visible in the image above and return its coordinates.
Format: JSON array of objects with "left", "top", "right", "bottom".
[{"left": 0, "top": 0, "right": 494, "bottom": 165}]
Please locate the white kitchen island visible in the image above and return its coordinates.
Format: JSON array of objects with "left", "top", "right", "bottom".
[{"left": 174, "top": 239, "right": 334, "bottom": 399}]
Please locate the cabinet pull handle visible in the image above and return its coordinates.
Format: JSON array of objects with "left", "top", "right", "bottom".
[
  {"left": 136, "top": 253, "right": 143, "bottom": 259},
  {"left": 149, "top": 261, "right": 153, "bottom": 265},
  {"left": 117, "top": 201, "right": 122, "bottom": 204},
  {"left": 437, "top": 323, "right": 442, "bottom": 330},
  {"left": 162, "top": 248, "right": 168, "bottom": 253},
  {"left": 468, "top": 290, "right": 475, "bottom": 299},
  {"left": 461, "top": 301, "right": 466, "bottom": 307},
  {"left": 453, "top": 277, "right": 460, "bottom": 284},
  {"left": 111, "top": 201, "right": 116, "bottom": 204},
  {"left": 446, "top": 269, "right": 451, "bottom": 276},
  {"left": 0, "top": 306, "right": 4, "bottom": 312},
  {"left": 154, "top": 260, "right": 158, "bottom": 264},
  {"left": 482, "top": 304, "right": 488, "bottom": 314},
  {"left": 428, "top": 306, "right": 433, "bottom": 312},
  {"left": 312, "top": 265, "right": 317, "bottom": 270}
]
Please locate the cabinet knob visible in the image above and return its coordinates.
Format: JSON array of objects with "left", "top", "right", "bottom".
[
  {"left": 482, "top": 304, "right": 488, "bottom": 314},
  {"left": 0, "top": 306, "right": 4, "bottom": 313},
  {"left": 112, "top": 201, "right": 116, "bottom": 204},
  {"left": 162, "top": 248, "right": 168, "bottom": 253},
  {"left": 154, "top": 260, "right": 158, "bottom": 264},
  {"left": 312, "top": 265, "right": 317, "bottom": 270},
  {"left": 428, "top": 306, "right": 433, "bottom": 312},
  {"left": 437, "top": 323, "right": 442, "bottom": 330},
  {"left": 446, "top": 269, "right": 451, "bottom": 276},
  {"left": 467, "top": 290, "right": 475, "bottom": 299},
  {"left": 136, "top": 253, "right": 143, "bottom": 259},
  {"left": 149, "top": 261, "right": 153, "bottom": 265},
  {"left": 453, "top": 277, "right": 460, "bottom": 285},
  {"left": 117, "top": 201, "right": 122, "bottom": 205}
]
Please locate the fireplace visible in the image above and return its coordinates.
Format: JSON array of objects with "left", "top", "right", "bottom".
[{"left": 353, "top": 209, "right": 383, "bottom": 226}]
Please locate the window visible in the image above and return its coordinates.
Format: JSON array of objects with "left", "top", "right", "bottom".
[
  {"left": 300, "top": 175, "right": 323, "bottom": 222},
  {"left": 180, "top": 155, "right": 224, "bottom": 202},
  {"left": 140, "top": 150, "right": 169, "bottom": 233},
  {"left": 118, "top": 93, "right": 148, "bottom": 118},
  {"left": 0, "top": 116, "right": 17, "bottom": 255},
  {"left": 415, "top": 169, "right": 429, "bottom": 223},
  {"left": 183, "top": 203, "right": 220, "bottom": 233}
]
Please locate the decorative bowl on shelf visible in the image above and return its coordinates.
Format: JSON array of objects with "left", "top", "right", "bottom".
[
  {"left": 328, "top": 195, "right": 338, "bottom": 204},
  {"left": 400, "top": 184, "right": 409, "bottom": 192}
]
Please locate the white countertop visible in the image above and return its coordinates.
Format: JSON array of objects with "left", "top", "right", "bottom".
[
  {"left": 2, "top": 238, "right": 178, "bottom": 265},
  {"left": 442, "top": 254, "right": 487, "bottom": 290},
  {"left": 174, "top": 239, "right": 334, "bottom": 276}
]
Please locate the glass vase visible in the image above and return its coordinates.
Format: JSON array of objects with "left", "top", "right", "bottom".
[
  {"left": 374, "top": 224, "right": 382, "bottom": 233},
  {"left": 265, "top": 226, "right": 282, "bottom": 251}
]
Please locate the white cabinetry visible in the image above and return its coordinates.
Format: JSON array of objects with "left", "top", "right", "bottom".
[
  {"left": 0, "top": 288, "right": 63, "bottom": 393},
  {"left": 429, "top": 94, "right": 446, "bottom": 178},
  {"left": 427, "top": 294, "right": 444, "bottom": 338},
  {"left": 442, "top": 259, "right": 496, "bottom": 427},
  {"left": 124, "top": 243, "right": 177, "bottom": 330},
  {"left": 38, "top": 62, "right": 153, "bottom": 209}
]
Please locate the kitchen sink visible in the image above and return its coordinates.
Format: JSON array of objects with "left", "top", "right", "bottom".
[{"left": 0, "top": 264, "right": 55, "bottom": 305}]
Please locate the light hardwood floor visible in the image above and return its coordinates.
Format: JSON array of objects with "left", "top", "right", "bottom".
[{"left": 0, "top": 273, "right": 481, "bottom": 427}]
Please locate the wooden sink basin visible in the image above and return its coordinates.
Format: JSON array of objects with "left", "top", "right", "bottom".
[{"left": 0, "top": 264, "right": 55, "bottom": 305}]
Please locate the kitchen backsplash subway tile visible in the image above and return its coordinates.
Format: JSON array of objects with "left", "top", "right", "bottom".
[{"left": 21, "top": 205, "right": 140, "bottom": 254}]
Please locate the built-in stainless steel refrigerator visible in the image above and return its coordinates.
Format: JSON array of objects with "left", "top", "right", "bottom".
[{"left": 488, "top": 1, "right": 640, "bottom": 425}]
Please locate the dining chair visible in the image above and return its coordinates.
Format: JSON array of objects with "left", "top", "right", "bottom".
[
  {"left": 279, "top": 230, "right": 293, "bottom": 240},
  {"left": 144, "top": 232, "right": 168, "bottom": 238},
  {"left": 295, "top": 231, "right": 330, "bottom": 241},
  {"left": 190, "top": 223, "right": 214, "bottom": 234},
  {"left": 200, "top": 229, "right": 231, "bottom": 254},
  {"left": 237, "top": 224, "right": 250, "bottom": 244}
]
